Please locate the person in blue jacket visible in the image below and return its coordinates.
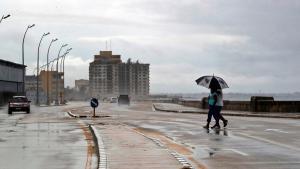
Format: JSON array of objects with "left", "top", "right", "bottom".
[{"left": 203, "top": 87, "right": 228, "bottom": 129}]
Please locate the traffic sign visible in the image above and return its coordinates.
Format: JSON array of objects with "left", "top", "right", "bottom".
[
  {"left": 90, "top": 98, "right": 99, "bottom": 108},
  {"left": 90, "top": 98, "right": 99, "bottom": 117}
]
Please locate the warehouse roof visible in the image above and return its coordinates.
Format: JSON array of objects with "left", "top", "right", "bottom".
[{"left": 0, "top": 59, "right": 26, "bottom": 68}]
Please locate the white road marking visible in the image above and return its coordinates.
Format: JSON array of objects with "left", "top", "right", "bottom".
[
  {"left": 224, "top": 149, "right": 249, "bottom": 156},
  {"left": 203, "top": 148, "right": 249, "bottom": 156},
  {"left": 238, "top": 132, "right": 300, "bottom": 152},
  {"left": 265, "top": 128, "right": 289, "bottom": 134}
]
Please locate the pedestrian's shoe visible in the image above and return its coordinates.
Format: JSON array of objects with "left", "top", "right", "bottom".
[
  {"left": 223, "top": 120, "right": 228, "bottom": 128},
  {"left": 203, "top": 124, "right": 209, "bottom": 129},
  {"left": 211, "top": 124, "right": 220, "bottom": 130}
]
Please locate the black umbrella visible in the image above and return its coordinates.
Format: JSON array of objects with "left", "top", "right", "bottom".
[{"left": 195, "top": 75, "right": 229, "bottom": 89}]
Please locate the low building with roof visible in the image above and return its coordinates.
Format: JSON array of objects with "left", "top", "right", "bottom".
[{"left": 0, "top": 59, "right": 26, "bottom": 105}]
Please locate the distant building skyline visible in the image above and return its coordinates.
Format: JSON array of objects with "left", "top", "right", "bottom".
[
  {"left": 75, "top": 79, "right": 89, "bottom": 94},
  {"left": 89, "top": 50, "right": 149, "bottom": 99}
]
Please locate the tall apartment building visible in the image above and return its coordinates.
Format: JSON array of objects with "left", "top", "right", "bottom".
[{"left": 89, "top": 51, "right": 150, "bottom": 100}]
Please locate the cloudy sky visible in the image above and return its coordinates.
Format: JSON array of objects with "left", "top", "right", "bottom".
[{"left": 0, "top": 0, "right": 299, "bottom": 93}]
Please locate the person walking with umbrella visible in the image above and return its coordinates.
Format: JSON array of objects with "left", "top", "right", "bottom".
[
  {"left": 195, "top": 75, "right": 229, "bottom": 129},
  {"left": 210, "top": 87, "right": 228, "bottom": 129},
  {"left": 203, "top": 87, "right": 220, "bottom": 129}
]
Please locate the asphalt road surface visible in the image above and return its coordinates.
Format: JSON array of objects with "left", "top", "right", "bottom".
[{"left": 99, "top": 102, "right": 300, "bottom": 169}]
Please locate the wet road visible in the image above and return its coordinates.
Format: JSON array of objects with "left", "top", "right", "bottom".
[
  {"left": 100, "top": 102, "right": 300, "bottom": 169},
  {"left": 1, "top": 101, "right": 299, "bottom": 169},
  {"left": 0, "top": 103, "right": 96, "bottom": 169}
]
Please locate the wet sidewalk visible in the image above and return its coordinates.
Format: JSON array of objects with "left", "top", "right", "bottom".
[
  {"left": 94, "top": 124, "right": 184, "bottom": 169},
  {"left": 153, "top": 103, "right": 300, "bottom": 119}
]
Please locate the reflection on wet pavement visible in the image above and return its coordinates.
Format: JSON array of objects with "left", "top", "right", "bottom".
[
  {"left": 106, "top": 102, "right": 300, "bottom": 169},
  {"left": 0, "top": 103, "right": 96, "bottom": 169}
]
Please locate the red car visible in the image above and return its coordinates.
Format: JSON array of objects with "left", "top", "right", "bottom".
[{"left": 8, "top": 96, "right": 31, "bottom": 114}]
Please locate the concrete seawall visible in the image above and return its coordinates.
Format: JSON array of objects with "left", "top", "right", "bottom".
[{"left": 178, "top": 97, "right": 300, "bottom": 113}]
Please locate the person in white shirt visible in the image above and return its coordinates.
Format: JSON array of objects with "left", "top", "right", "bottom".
[{"left": 203, "top": 88, "right": 228, "bottom": 129}]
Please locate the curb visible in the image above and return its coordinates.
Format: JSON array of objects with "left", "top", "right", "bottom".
[
  {"left": 67, "top": 111, "right": 79, "bottom": 118},
  {"left": 152, "top": 104, "right": 206, "bottom": 114},
  {"left": 89, "top": 125, "right": 107, "bottom": 169},
  {"left": 152, "top": 104, "right": 300, "bottom": 119},
  {"left": 67, "top": 111, "right": 109, "bottom": 118}
]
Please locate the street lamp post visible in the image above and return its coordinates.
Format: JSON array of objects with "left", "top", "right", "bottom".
[
  {"left": 36, "top": 32, "right": 50, "bottom": 105},
  {"left": 60, "top": 48, "right": 72, "bottom": 72},
  {"left": 51, "top": 61, "right": 55, "bottom": 71},
  {"left": 0, "top": 14, "right": 10, "bottom": 23},
  {"left": 33, "top": 67, "right": 37, "bottom": 76},
  {"left": 22, "top": 24, "right": 35, "bottom": 95},
  {"left": 55, "top": 44, "right": 68, "bottom": 105},
  {"left": 62, "top": 48, "right": 72, "bottom": 72},
  {"left": 60, "top": 48, "right": 72, "bottom": 104},
  {"left": 49, "top": 61, "right": 55, "bottom": 106},
  {"left": 46, "top": 38, "right": 58, "bottom": 105},
  {"left": 60, "top": 55, "right": 64, "bottom": 72}
]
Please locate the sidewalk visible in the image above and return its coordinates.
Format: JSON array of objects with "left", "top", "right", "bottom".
[{"left": 153, "top": 103, "right": 300, "bottom": 119}]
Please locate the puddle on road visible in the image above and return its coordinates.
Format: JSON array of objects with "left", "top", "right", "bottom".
[
  {"left": 205, "top": 128, "right": 230, "bottom": 137},
  {"left": 0, "top": 121, "right": 93, "bottom": 169},
  {"left": 194, "top": 146, "right": 222, "bottom": 159}
]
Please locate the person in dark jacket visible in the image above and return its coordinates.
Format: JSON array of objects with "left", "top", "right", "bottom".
[
  {"left": 203, "top": 87, "right": 228, "bottom": 129},
  {"left": 203, "top": 87, "right": 219, "bottom": 129}
]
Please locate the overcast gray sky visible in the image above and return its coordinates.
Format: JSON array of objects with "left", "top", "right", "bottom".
[{"left": 0, "top": 0, "right": 299, "bottom": 93}]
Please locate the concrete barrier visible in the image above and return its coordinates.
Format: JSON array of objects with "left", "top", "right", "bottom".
[
  {"left": 176, "top": 96, "right": 300, "bottom": 113},
  {"left": 223, "top": 100, "right": 250, "bottom": 111},
  {"left": 179, "top": 100, "right": 202, "bottom": 108},
  {"left": 254, "top": 100, "right": 300, "bottom": 112}
]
